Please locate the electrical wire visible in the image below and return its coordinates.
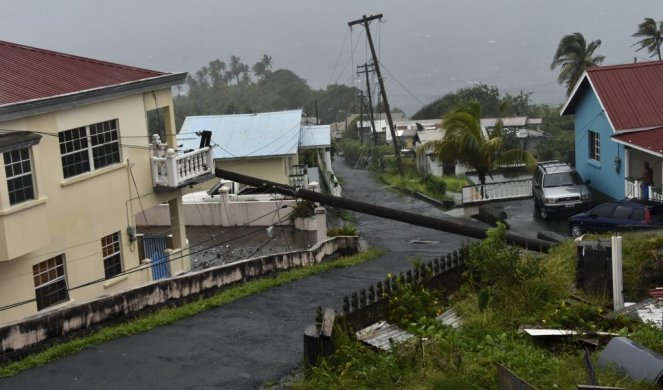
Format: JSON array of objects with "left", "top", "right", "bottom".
[
  {"left": 378, "top": 60, "right": 427, "bottom": 107},
  {"left": 0, "top": 206, "right": 295, "bottom": 312}
]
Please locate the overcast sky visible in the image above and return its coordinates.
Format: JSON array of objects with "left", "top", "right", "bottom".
[{"left": 1, "top": 1, "right": 661, "bottom": 116}]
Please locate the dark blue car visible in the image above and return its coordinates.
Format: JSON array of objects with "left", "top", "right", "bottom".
[{"left": 568, "top": 199, "right": 663, "bottom": 237}]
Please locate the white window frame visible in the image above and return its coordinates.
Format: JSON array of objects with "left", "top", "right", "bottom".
[
  {"left": 33, "top": 254, "right": 69, "bottom": 310},
  {"left": 4, "top": 146, "right": 35, "bottom": 205},
  {"left": 59, "top": 119, "right": 121, "bottom": 179},
  {"left": 101, "top": 232, "right": 123, "bottom": 279},
  {"left": 589, "top": 130, "right": 600, "bottom": 162}
]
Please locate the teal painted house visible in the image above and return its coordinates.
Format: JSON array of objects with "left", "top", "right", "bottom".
[{"left": 562, "top": 60, "right": 663, "bottom": 201}]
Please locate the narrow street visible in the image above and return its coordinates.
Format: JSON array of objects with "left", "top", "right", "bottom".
[{"left": 0, "top": 158, "right": 470, "bottom": 390}]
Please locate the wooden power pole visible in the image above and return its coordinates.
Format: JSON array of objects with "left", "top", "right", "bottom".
[{"left": 348, "top": 14, "right": 403, "bottom": 176}]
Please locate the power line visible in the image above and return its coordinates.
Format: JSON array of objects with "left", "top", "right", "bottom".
[{"left": 0, "top": 206, "right": 296, "bottom": 312}]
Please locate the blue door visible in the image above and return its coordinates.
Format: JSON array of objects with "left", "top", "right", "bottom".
[{"left": 143, "top": 234, "right": 170, "bottom": 280}]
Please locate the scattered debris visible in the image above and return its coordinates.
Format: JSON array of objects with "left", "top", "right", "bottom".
[
  {"left": 437, "top": 308, "right": 461, "bottom": 329},
  {"left": 598, "top": 337, "right": 663, "bottom": 385},
  {"left": 356, "top": 321, "right": 414, "bottom": 351},
  {"left": 612, "top": 298, "right": 663, "bottom": 329},
  {"left": 407, "top": 239, "right": 440, "bottom": 245},
  {"left": 519, "top": 328, "right": 617, "bottom": 347},
  {"left": 496, "top": 363, "right": 538, "bottom": 390}
]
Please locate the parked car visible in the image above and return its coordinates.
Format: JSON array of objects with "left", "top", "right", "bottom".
[
  {"left": 532, "top": 161, "right": 592, "bottom": 219},
  {"left": 568, "top": 199, "right": 663, "bottom": 237}
]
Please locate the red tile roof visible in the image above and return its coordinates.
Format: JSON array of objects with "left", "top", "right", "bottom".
[
  {"left": 613, "top": 127, "right": 663, "bottom": 157},
  {"left": 0, "top": 40, "right": 167, "bottom": 106},
  {"left": 584, "top": 61, "right": 663, "bottom": 132}
]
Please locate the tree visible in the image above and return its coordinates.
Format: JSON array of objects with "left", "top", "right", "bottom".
[
  {"left": 551, "top": 32, "right": 605, "bottom": 96},
  {"left": 411, "top": 84, "right": 531, "bottom": 120},
  {"left": 632, "top": 17, "right": 663, "bottom": 60},
  {"left": 253, "top": 54, "right": 273, "bottom": 79},
  {"left": 230, "top": 55, "right": 244, "bottom": 85},
  {"left": 418, "top": 101, "right": 536, "bottom": 186}
]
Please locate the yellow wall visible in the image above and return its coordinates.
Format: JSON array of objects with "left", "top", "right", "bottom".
[
  {"left": 0, "top": 88, "right": 189, "bottom": 325},
  {"left": 217, "top": 156, "right": 295, "bottom": 185}
]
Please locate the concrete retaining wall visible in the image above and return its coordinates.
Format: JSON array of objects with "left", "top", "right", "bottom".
[{"left": 0, "top": 236, "right": 358, "bottom": 355}]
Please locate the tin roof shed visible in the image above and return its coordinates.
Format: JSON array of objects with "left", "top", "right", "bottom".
[{"left": 178, "top": 110, "right": 303, "bottom": 159}]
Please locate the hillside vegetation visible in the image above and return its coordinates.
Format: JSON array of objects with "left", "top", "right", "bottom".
[{"left": 295, "top": 227, "right": 663, "bottom": 389}]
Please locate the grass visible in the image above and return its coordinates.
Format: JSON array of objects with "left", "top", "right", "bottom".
[
  {"left": 378, "top": 156, "right": 467, "bottom": 202},
  {"left": 294, "top": 229, "right": 663, "bottom": 389},
  {"left": 0, "top": 247, "right": 383, "bottom": 378},
  {"left": 441, "top": 175, "right": 469, "bottom": 193}
]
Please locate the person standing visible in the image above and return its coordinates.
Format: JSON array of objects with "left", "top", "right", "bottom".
[{"left": 641, "top": 162, "right": 654, "bottom": 199}]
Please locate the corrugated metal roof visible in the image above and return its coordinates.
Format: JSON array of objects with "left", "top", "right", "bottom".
[
  {"left": 356, "top": 321, "right": 414, "bottom": 351},
  {"left": 0, "top": 40, "right": 168, "bottom": 106},
  {"left": 178, "top": 110, "right": 303, "bottom": 159},
  {"left": 613, "top": 127, "right": 663, "bottom": 158},
  {"left": 299, "top": 125, "right": 331, "bottom": 149},
  {"left": 564, "top": 61, "right": 663, "bottom": 131},
  {"left": 358, "top": 119, "right": 389, "bottom": 133},
  {"left": 417, "top": 129, "right": 444, "bottom": 143},
  {"left": 480, "top": 117, "right": 529, "bottom": 128}
]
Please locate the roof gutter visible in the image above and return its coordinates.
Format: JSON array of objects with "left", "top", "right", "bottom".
[{"left": 0, "top": 72, "right": 187, "bottom": 122}]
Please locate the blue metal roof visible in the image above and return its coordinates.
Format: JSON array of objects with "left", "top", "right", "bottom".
[
  {"left": 299, "top": 125, "right": 331, "bottom": 149},
  {"left": 178, "top": 110, "right": 303, "bottom": 159}
]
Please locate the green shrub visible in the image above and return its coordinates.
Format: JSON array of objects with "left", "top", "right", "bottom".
[
  {"left": 384, "top": 262, "right": 442, "bottom": 328},
  {"left": 421, "top": 174, "right": 446, "bottom": 197},
  {"left": 327, "top": 224, "right": 358, "bottom": 237},
  {"left": 289, "top": 200, "right": 316, "bottom": 221}
]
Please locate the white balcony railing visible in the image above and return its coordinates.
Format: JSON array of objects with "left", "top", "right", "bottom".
[
  {"left": 625, "top": 177, "right": 662, "bottom": 201},
  {"left": 151, "top": 135, "right": 214, "bottom": 189}
]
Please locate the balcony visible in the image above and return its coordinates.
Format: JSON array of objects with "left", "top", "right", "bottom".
[
  {"left": 0, "top": 198, "right": 49, "bottom": 262},
  {"left": 625, "top": 177, "right": 663, "bottom": 202},
  {"left": 151, "top": 135, "right": 216, "bottom": 192}
]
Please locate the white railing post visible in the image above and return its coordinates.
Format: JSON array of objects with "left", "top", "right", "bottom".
[{"left": 166, "top": 148, "right": 178, "bottom": 187}]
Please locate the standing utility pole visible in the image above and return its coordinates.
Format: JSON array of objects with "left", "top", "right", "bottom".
[
  {"left": 348, "top": 14, "right": 403, "bottom": 176},
  {"left": 358, "top": 63, "right": 378, "bottom": 146}
]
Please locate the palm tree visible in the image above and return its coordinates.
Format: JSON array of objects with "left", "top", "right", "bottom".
[
  {"left": 551, "top": 33, "right": 605, "bottom": 96},
  {"left": 632, "top": 17, "right": 663, "bottom": 60},
  {"left": 418, "top": 101, "right": 536, "bottom": 187}
]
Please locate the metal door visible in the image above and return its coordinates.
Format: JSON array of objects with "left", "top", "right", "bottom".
[{"left": 143, "top": 234, "right": 170, "bottom": 280}]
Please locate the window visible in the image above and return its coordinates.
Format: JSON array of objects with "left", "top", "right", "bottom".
[
  {"left": 4, "top": 147, "right": 34, "bottom": 205},
  {"left": 611, "top": 205, "right": 633, "bottom": 219},
  {"left": 589, "top": 130, "right": 600, "bottom": 162},
  {"left": 59, "top": 119, "right": 120, "bottom": 179},
  {"left": 630, "top": 207, "right": 644, "bottom": 221},
  {"left": 33, "top": 255, "right": 69, "bottom": 310},
  {"left": 102, "top": 232, "right": 122, "bottom": 279},
  {"left": 591, "top": 204, "right": 615, "bottom": 218}
]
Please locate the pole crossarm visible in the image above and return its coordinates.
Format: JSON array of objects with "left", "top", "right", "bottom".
[{"left": 348, "top": 14, "right": 383, "bottom": 27}]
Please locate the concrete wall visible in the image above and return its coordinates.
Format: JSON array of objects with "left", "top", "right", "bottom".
[
  {"left": 137, "top": 196, "right": 298, "bottom": 227},
  {"left": 0, "top": 88, "right": 189, "bottom": 325},
  {"left": 0, "top": 236, "right": 358, "bottom": 354},
  {"left": 216, "top": 155, "right": 295, "bottom": 185}
]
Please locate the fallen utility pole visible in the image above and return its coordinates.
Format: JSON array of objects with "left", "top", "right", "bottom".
[
  {"left": 348, "top": 14, "right": 403, "bottom": 177},
  {"left": 215, "top": 168, "right": 554, "bottom": 252}
]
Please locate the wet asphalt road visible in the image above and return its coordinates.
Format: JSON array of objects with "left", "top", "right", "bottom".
[{"left": 0, "top": 158, "right": 473, "bottom": 390}]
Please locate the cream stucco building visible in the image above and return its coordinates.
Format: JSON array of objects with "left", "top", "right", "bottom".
[{"left": 0, "top": 41, "right": 212, "bottom": 325}]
